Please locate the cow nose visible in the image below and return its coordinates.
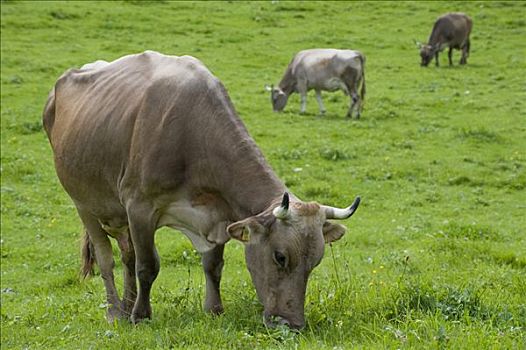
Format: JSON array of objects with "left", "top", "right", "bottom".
[{"left": 275, "top": 316, "right": 290, "bottom": 327}]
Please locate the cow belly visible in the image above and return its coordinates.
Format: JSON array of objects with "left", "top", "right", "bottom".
[
  {"left": 439, "top": 42, "right": 449, "bottom": 51},
  {"left": 319, "top": 78, "right": 346, "bottom": 92}
]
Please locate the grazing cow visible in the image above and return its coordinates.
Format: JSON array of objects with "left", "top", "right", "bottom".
[
  {"left": 43, "top": 51, "right": 361, "bottom": 329},
  {"left": 267, "top": 49, "right": 366, "bottom": 118},
  {"left": 418, "top": 13, "right": 473, "bottom": 67}
]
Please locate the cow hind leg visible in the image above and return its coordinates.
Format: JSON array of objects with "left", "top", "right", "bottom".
[
  {"left": 77, "top": 210, "right": 124, "bottom": 322},
  {"left": 202, "top": 244, "right": 225, "bottom": 315},
  {"left": 343, "top": 68, "right": 359, "bottom": 118},
  {"left": 127, "top": 202, "right": 160, "bottom": 323},
  {"left": 448, "top": 47, "right": 453, "bottom": 66},
  {"left": 353, "top": 73, "right": 364, "bottom": 119},
  {"left": 345, "top": 81, "right": 360, "bottom": 118},
  {"left": 349, "top": 92, "right": 360, "bottom": 119},
  {"left": 117, "top": 231, "right": 137, "bottom": 317}
]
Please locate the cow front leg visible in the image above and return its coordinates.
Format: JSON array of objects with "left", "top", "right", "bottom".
[
  {"left": 117, "top": 231, "right": 137, "bottom": 317},
  {"left": 315, "top": 90, "right": 326, "bottom": 115},
  {"left": 448, "top": 47, "right": 453, "bottom": 66},
  {"left": 299, "top": 92, "right": 307, "bottom": 114},
  {"left": 435, "top": 51, "right": 440, "bottom": 67},
  {"left": 460, "top": 40, "right": 469, "bottom": 65},
  {"left": 77, "top": 210, "right": 123, "bottom": 322},
  {"left": 202, "top": 244, "right": 225, "bottom": 315},
  {"left": 127, "top": 203, "right": 159, "bottom": 323}
]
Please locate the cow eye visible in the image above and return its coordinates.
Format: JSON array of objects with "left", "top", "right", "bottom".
[{"left": 273, "top": 251, "right": 288, "bottom": 268}]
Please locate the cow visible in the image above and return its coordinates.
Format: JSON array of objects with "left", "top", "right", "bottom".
[
  {"left": 418, "top": 13, "right": 473, "bottom": 67},
  {"left": 266, "top": 49, "right": 366, "bottom": 118},
  {"left": 42, "top": 51, "right": 361, "bottom": 329}
]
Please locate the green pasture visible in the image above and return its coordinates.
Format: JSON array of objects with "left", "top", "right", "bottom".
[{"left": 1, "top": 1, "right": 525, "bottom": 349}]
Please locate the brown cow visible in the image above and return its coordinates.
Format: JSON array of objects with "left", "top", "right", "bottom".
[
  {"left": 43, "top": 51, "right": 361, "bottom": 329},
  {"left": 418, "top": 13, "right": 473, "bottom": 67}
]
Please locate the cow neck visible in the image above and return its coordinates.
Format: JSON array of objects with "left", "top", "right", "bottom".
[
  {"left": 278, "top": 67, "right": 296, "bottom": 96},
  {"left": 199, "top": 110, "right": 286, "bottom": 221},
  {"left": 222, "top": 155, "right": 285, "bottom": 221},
  {"left": 428, "top": 23, "right": 442, "bottom": 47}
]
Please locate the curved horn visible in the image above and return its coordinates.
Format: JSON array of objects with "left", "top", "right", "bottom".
[
  {"left": 273, "top": 192, "right": 290, "bottom": 219},
  {"left": 323, "top": 196, "right": 361, "bottom": 220}
]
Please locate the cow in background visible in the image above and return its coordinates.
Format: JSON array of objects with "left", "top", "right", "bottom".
[
  {"left": 267, "top": 49, "right": 366, "bottom": 118},
  {"left": 418, "top": 13, "right": 473, "bottom": 67}
]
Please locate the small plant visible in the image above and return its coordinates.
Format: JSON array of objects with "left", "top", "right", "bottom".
[
  {"left": 319, "top": 147, "right": 353, "bottom": 161},
  {"left": 440, "top": 222, "right": 501, "bottom": 241},
  {"left": 457, "top": 127, "right": 503, "bottom": 143}
]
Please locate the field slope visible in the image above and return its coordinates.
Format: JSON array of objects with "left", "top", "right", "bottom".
[{"left": 1, "top": 1, "right": 525, "bottom": 349}]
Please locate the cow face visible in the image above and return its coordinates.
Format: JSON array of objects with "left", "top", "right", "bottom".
[
  {"left": 227, "top": 193, "right": 360, "bottom": 329},
  {"left": 420, "top": 45, "right": 434, "bottom": 66},
  {"left": 271, "top": 87, "right": 288, "bottom": 112}
]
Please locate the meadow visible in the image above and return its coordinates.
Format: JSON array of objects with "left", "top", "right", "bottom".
[{"left": 1, "top": 1, "right": 525, "bottom": 349}]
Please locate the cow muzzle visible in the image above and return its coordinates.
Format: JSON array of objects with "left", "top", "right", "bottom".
[{"left": 263, "top": 313, "right": 305, "bottom": 330}]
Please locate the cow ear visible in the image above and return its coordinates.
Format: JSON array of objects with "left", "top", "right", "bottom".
[
  {"left": 322, "top": 221, "right": 347, "bottom": 244},
  {"left": 227, "top": 217, "right": 265, "bottom": 243}
]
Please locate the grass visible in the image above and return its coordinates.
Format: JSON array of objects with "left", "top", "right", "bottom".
[{"left": 1, "top": 1, "right": 525, "bottom": 349}]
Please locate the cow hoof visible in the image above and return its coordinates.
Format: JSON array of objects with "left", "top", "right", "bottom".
[
  {"left": 131, "top": 306, "right": 152, "bottom": 324},
  {"left": 106, "top": 306, "right": 130, "bottom": 323},
  {"left": 131, "top": 314, "right": 151, "bottom": 324},
  {"left": 205, "top": 304, "right": 224, "bottom": 316}
]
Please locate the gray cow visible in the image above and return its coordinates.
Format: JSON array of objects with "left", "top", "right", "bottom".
[
  {"left": 418, "top": 13, "right": 473, "bottom": 67},
  {"left": 268, "top": 49, "right": 366, "bottom": 118},
  {"left": 43, "top": 51, "right": 361, "bottom": 329}
]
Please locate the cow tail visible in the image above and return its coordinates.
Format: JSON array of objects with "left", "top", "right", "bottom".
[
  {"left": 359, "top": 54, "right": 366, "bottom": 107},
  {"left": 80, "top": 229, "right": 96, "bottom": 279}
]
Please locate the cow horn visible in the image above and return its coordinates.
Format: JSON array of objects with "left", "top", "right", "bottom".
[
  {"left": 265, "top": 84, "right": 272, "bottom": 92},
  {"left": 273, "top": 192, "right": 290, "bottom": 219},
  {"left": 414, "top": 39, "right": 423, "bottom": 48},
  {"left": 323, "top": 196, "right": 361, "bottom": 219}
]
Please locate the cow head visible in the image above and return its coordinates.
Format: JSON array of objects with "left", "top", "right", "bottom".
[
  {"left": 227, "top": 193, "right": 360, "bottom": 329},
  {"left": 266, "top": 85, "right": 288, "bottom": 112},
  {"left": 419, "top": 44, "right": 435, "bottom": 67}
]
